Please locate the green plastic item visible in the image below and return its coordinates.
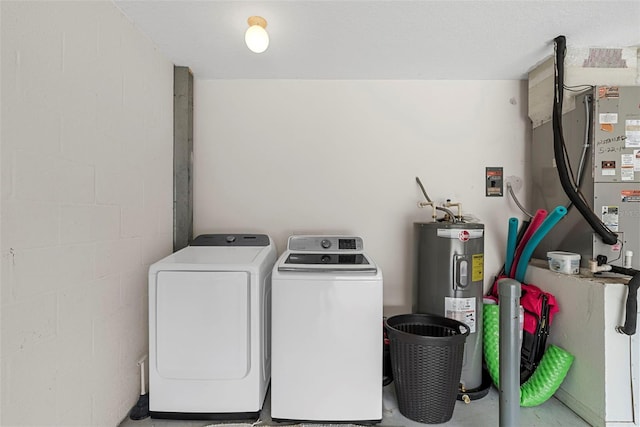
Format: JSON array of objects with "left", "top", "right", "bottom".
[
  {"left": 483, "top": 304, "right": 502, "bottom": 385},
  {"left": 483, "top": 304, "right": 575, "bottom": 407}
]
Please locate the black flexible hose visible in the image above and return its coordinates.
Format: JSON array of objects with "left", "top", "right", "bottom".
[
  {"left": 552, "top": 36, "right": 618, "bottom": 245},
  {"left": 610, "top": 266, "right": 640, "bottom": 335}
]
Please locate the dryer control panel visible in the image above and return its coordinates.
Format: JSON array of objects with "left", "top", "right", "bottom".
[{"left": 191, "top": 234, "right": 270, "bottom": 247}]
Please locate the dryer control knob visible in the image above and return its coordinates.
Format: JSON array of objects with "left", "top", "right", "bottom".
[
  {"left": 226, "top": 235, "right": 236, "bottom": 243},
  {"left": 321, "top": 239, "right": 332, "bottom": 249}
]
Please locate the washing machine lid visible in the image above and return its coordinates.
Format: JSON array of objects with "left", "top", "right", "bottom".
[
  {"left": 166, "top": 246, "right": 264, "bottom": 265},
  {"left": 153, "top": 234, "right": 274, "bottom": 268}
]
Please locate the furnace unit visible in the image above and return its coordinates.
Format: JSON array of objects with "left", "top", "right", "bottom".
[{"left": 531, "top": 86, "right": 640, "bottom": 269}]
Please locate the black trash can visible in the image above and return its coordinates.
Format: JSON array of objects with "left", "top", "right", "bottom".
[{"left": 385, "top": 313, "right": 470, "bottom": 424}]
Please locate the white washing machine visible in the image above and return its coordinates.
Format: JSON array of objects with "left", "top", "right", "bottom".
[
  {"left": 148, "top": 234, "right": 276, "bottom": 420},
  {"left": 271, "top": 235, "right": 383, "bottom": 423}
]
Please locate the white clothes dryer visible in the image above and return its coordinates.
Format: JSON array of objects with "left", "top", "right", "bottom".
[
  {"left": 271, "top": 235, "right": 383, "bottom": 423},
  {"left": 148, "top": 234, "right": 276, "bottom": 420}
]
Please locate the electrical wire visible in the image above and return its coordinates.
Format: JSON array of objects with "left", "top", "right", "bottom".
[
  {"left": 506, "top": 182, "right": 534, "bottom": 218},
  {"left": 574, "top": 94, "right": 592, "bottom": 189},
  {"left": 555, "top": 53, "right": 593, "bottom": 209},
  {"left": 563, "top": 92, "right": 593, "bottom": 213},
  {"left": 563, "top": 84, "right": 595, "bottom": 92},
  {"left": 415, "top": 176, "right": 432, "bottom": 203},
  {"left": 609, "top": 239, "right": 624, "bottom": 264}
]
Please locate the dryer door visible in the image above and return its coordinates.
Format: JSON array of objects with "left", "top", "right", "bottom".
[{"left": 155, "top": 270, "right": 250, "bottom": 380}]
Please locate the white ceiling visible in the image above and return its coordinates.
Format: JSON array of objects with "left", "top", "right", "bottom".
[{"left": 114, "top": 0, "right": 640, "bottom": 80}]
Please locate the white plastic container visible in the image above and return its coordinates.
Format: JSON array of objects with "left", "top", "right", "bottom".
[{"left": 547, "top": 251, "right": 581, "bottom": 275}]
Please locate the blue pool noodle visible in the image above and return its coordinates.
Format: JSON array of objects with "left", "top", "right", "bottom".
[
  {"left": 514, "top": 206, "right": 568, "bottom": 283},
  {"left": 504, "top": 217, "right": 519, "bottom": 276}
]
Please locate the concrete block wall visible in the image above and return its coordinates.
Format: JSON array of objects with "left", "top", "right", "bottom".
[{"left": 1, "top": 1, "right": 173, "bottom": 425}]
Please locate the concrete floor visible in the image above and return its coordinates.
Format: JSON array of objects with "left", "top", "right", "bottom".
[{"left": 119, "top": 384, "right": 590, "bottom": 427}]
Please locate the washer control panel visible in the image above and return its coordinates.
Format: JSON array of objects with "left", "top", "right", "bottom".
[{"left": 287, "top": 235, "right": 363, "bottom": 252}]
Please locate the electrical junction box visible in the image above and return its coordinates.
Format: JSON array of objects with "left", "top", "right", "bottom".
[
  {"left": 530, "top": 86, "right": 640, "bottom": 269},
  {"left": 486, "top": 167, "right": 503, "bottom": 197}
]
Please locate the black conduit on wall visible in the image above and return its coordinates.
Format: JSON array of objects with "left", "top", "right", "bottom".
[
  {"left": 552, "top": 35, "right": 618, "bottom": 245},
  {"left": 611, "top": 265, "right": 640, "bottom": 335}
]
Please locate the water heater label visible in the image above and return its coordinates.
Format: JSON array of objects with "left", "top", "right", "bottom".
[
  {"left": 472, "top": 254, "right": 484, "bottom": 282},
  {"left": 445, "top": 297, "right": 476, "bottom": 333}
]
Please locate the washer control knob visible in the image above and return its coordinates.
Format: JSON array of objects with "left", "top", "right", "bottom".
[
  {"left": 321, "top": 239, "right": 332, "bottom": 249},
  {"left": 226, "top": 235, "right": 236, "bottom": 243}
]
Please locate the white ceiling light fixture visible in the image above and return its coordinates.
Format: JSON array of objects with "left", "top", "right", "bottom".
[{"left": 245, "top": 16, "right": 269, "bottom": 53}]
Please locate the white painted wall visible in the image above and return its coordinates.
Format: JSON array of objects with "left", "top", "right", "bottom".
[
  {"left": 193, "top": 80, "right": 530, "bottom": 313},
  {"left": 1, "top": 1, "right": 173, "bottom": 425}
]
